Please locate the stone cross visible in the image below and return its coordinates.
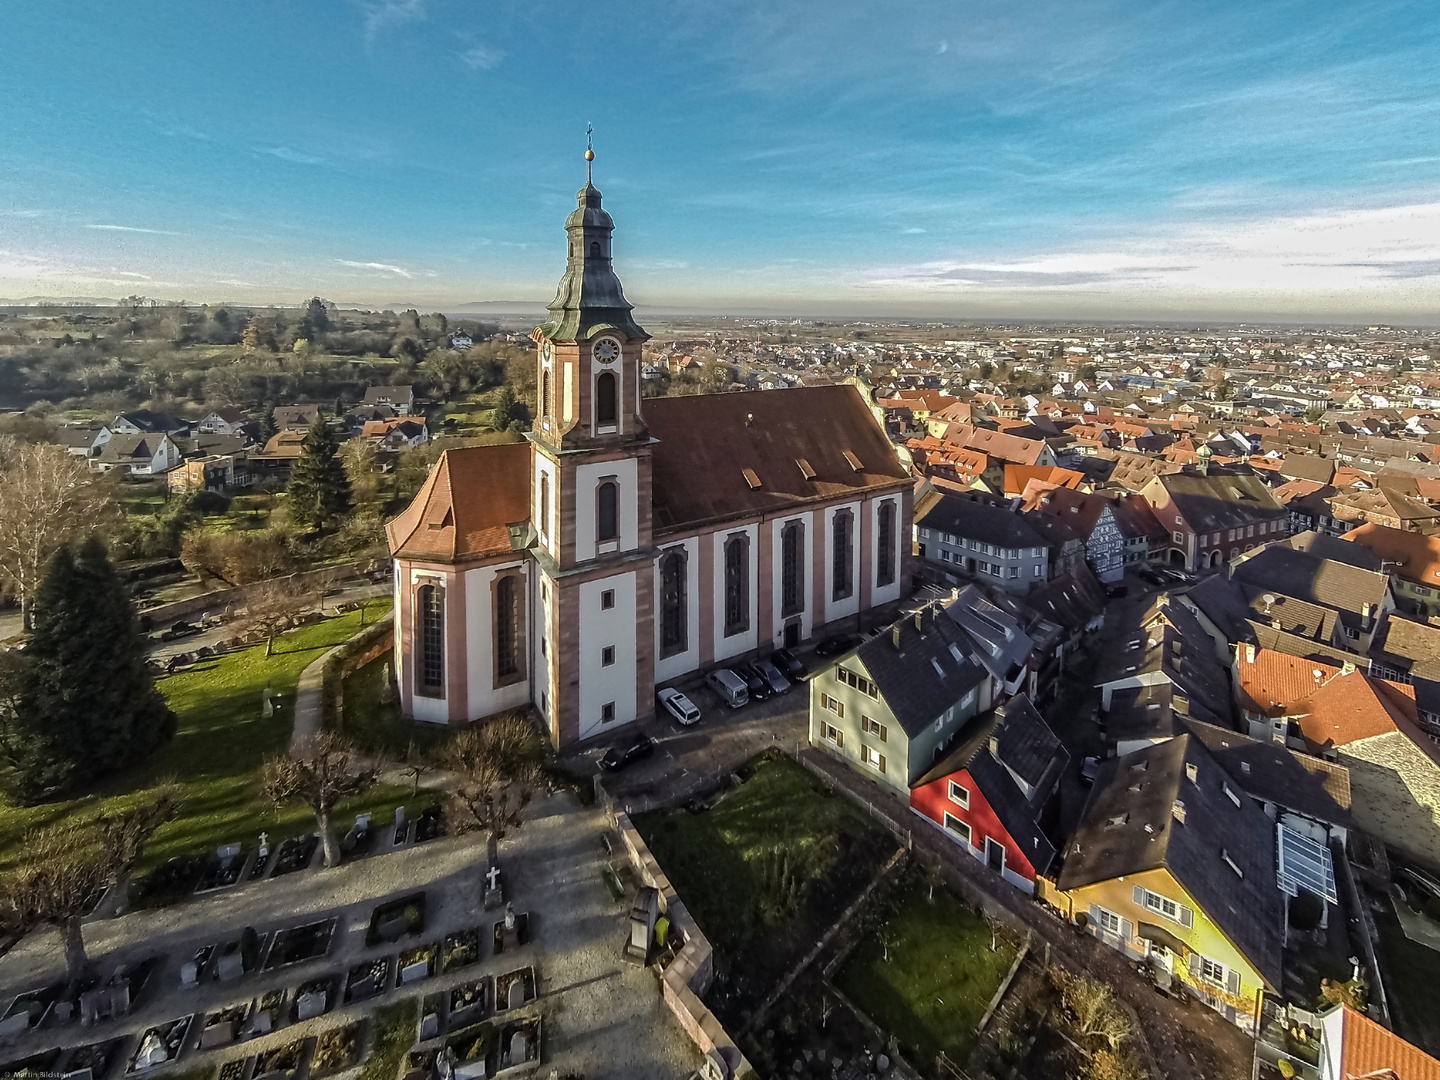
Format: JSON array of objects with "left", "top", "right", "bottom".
[{"left": 485, "top": 866, "right": 501, "bottom": 892}]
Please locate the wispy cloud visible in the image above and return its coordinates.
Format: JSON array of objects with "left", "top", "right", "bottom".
[
  {"left": 85, "top": 223, "right": 181, "bottom": 235},
  {"left": 458, "top": 43, "right": 503, "bottom": 70},
  {"left": 2, "top": 209, "right": 47, "bottom": 218},
  {"left": 361, "top": 0, "right": 426, "bottom": 47},
  {"left": 260, "top": 146, "right": 327, "bottom": 166},
  {"left": 337, "top": 259, "right": 414, "bottom": 278}
]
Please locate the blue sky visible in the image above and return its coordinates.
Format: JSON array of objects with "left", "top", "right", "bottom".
[{"left": 4, "top": 0, "right": 1440, "bottom": 319}]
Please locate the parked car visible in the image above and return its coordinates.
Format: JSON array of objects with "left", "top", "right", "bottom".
[
  {"left": 814, "top": 634, "right": 859, "bottom": 659},
  {"left": 600, "top": 735, "right": 655, "bottom": 771},
  {"left": 1103, "top": 582, "right": 1129, "bottom": 599},
  {"left": 161, "top": 620, "right": 203, "bottom": 642},
  {"left": 657, "top": 687, "right": 701, "bottom": 726},
  {"left": 771, "top": 648, "right": 806, "bottom": 680},
  {"left": 1137, "top": 568, "right": 1168, "bottom": 587},
  {"left": 733, "top": 662, "right": 773, "bottom": 702},
  {"left": 1156, "top": 568, "right": 1190, "bottom": 585},
  {"left": 753, "top": 658, "right": 791, "bottom": 695},
  {"left": 704, "top": 668, "right": 750, "bottom": 709},
  {"left": 1080, "top": 756, "right": 1102, "bottom": 785}
]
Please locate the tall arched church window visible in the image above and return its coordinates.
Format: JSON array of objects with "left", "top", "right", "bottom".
[
  {"left": 724, "top": 535, "right": 749, "bottom": 636},
  {"left": 781, "top": 522, "right": 804, "bottom": 616},
  {"left": 877, "top": 501, "right": 896, "bottom": 587},
  {"left": 418, "top": 584, "right": 444, "bottom": 694},
  {"left": 495, "top": 575, "right": 519, "bottom": 679},
  {"left": 660, "top": 550, "right": 687, "bottom": 656},
  {"left": 597, "top": 481, "right": 618, "bottom": 541},
  {"left": 541, "top": 370, "right": 551, "bottom": 419},
  {"left": 833, "top": 511, "right": 853, "bottom": 601},
  {"left": 596, "top": 371, "right": 617, "bottom": 426},
  {"left": 539, "top": 473, "right": 550, "bottom": 540}
]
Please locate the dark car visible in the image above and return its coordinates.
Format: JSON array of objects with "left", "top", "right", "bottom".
[
  {"left": 814, "top": 634, "right": 859, "bottom": 659},
  {"left": 754, "top": 658, "right": 791, "bottom": 695},
  {"left": 1137, "top": 569, "right": 1168, "bottom": 587},
  {"left": 161, "top": 620, "right": 203, "bottom": 642},
  {"left": 771, "top": 648, "right": 806, "bottom": 680},
  {"left": 734, "top": 662, "right": 773, "bottom": 702},
  {"left": 1103, "top": 582, "right": 1129, "bottom": 599},
  {"left": 600, "top": 735, "right": 655, "bottom": 771}
]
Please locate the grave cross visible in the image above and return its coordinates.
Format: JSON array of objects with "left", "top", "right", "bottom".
[{"left": 485, "top": 866, "right": 501, "bottom": 891}]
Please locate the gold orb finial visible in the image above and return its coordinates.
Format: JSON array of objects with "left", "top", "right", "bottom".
[{"left": 584, "top": 148, "right": 594, "bottom": 162}]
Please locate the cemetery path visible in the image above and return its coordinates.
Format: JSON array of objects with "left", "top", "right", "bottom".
[{"left": 289, "top": 643, "right": 341, "bottom": 751}]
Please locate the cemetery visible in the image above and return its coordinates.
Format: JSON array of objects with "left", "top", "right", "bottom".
[{"left": 365, "top": 897, "right": 425, "bottom": 949}]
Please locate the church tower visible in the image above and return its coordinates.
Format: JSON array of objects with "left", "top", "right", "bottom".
[{"left": 529, "top": 140, "right": 656, "bottom": 746}]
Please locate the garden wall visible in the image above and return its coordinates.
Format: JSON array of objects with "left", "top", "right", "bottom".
[
  {"left": 323, "top": 613, "right": 396, "bottom": 727},
  {"left": 138, "top": 558, "right": 385, "bottom": 628},
  {"left": 614, "top": 812, "right": 755, "bottom": 1080}
]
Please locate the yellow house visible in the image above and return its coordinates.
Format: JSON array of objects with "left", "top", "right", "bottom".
[{"left": 1038, "top": 734, "right": 1284, "bottom": 1033}]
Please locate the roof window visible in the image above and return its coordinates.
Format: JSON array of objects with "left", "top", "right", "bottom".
[
  {"left": 1185, "top": 762, "right": 1198, "bottom": 783},
  {"left": 742, "top": 468, "right": 762, "bottom": 490},
  {"left": 795, "top": 458, "right": 816, "bottom": 480},
  {"left": 842, "top": 450, "right": 863, "bottom": 472},
  {"left": 1105, "top": 813, "right": 1129, "bottom": 830}
]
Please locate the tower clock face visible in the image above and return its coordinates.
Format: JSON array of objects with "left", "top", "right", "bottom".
[{"left": 593, "top": 338, "right": 620, "bottom": 364}]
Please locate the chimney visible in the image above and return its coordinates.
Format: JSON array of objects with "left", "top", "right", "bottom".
[
  {"left": 892, "top": 624, "right": 902, "bottom": 650},
  {"left": 1244, "top": 643, "right": 1256, "bottom": 664},
  {"left": 745, "top": 413, "right": 754, "bottom": 427},
  {"left": 1341, "top": 660, "right": 1356, "bottom": 675},
  {"left": 1173, "top": 694, "right": 1190, "bottom": 716},
  {"left": 914, "top": 610, "right": 924, "bottom": 632}
]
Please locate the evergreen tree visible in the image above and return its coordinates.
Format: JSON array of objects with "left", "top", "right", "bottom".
[
  {"left": 2, "top": 539, "right": 176, "bottom": 803},
  {"left": 287, "top": 415, "right": 352, "bottom": 532},
  {"left": 258, "top": 406, "right": 278, "bottom": 443}
]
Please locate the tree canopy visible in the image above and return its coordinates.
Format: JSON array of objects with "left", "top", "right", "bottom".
[{"left": 287, "top": 415, "right": 352, "bottom": 532}]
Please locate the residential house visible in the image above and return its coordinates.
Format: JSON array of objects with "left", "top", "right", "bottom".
[
  {"left": 94, "top": 433, "right": 183, "bottom": 476},
  {"left": 197, "top": 407, "right": 248, "bottom": 435},
  {"left": 1096, "top": 597, "right": 1234, "bottom": 731},
  {"left": 168, "top": 452, "right": 250, "bottom": 493},
  {"left": 1254, "top": 1004, "right": 1440, "bottom": 1080},
  {"left": 110, "top": 410, "right": 190, "bottom": 437},
  {"left": 55, "top": 425, "right": 111, "bottom": 458},
  {"left": 1140, "top": 467, "right": 1289, "bottom": 571},
  {"left": 1273, "top": 480, "right": 1346, "bottom": 536},
  {"left": 1042, "top": 734, "right": 1285, "bottom": 1032},
  {"left": 945, "top": 584, "right": 1034, "bottom": 702},
  {"left": 1327, "top": 485, "right": 1440, "bottom": 533},
  {"left": 362, "top": 384, "right": 416, "bottom": 415},
  {"left": 1028, "top": 488, "right": 1127, "bottom": 582},
  {"left": 273, "top": 405, "right": 322, "bottom": 432},
  {"left": 909, "top": 694, "right": 1068, "bottom": 894},
  {"left": 1341, "top": 522, "right": 1440, "bottom": 618},
  {"left": 249, "top": 430, "right": 308, "bottom": 476},
  {"left": 1367, "top": 614, "right": 1440, "bottom": 740},
  {"left": 810, "top": 605, "right": 992, "bottom": 797},
  {"left": 362, "top": 417, "right": 429, "bottom": 450},
  {"left": 914, "top": 491, "right": 1052, "bottom": 594},
  {"left": 449, "top": 331, "right": 474, "bottom": 351},
  {"left": 1229, "top": 542, "right": 1394, "bottom": 654}
]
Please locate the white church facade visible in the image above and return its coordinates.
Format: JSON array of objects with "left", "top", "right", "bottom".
[{"left": 386, "top": 159, "right": 913, "bottom": 747}]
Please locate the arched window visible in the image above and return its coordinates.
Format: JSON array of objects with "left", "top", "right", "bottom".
[
  {"left": 590, "top": 240, "right": 601, "bottom": 258},
  {"left": 877, "top": 501, "right": 896, "bottom": 587},
  {"left": 660, "top": 551, "right": 687, "bottom": 656},
  {"left": 596, "top": 371, "right": 617, "bottom": 426},
  {"left": 781, "top": 521, "right": 804, "bottom": 616},
  {"left": 597, "top": 481, "right": 618, "bottom": 541},
  {"left": 724, "top": 535, "right": 749, "bottom": 636},
  {"left": 832, "top": 511, "right": 853, "bottom": 601},
  {"left": 418, "top": 584, "right": 444, "bottom": 694},
  {"left": 539, "top": 473, "right": 550, "bottom": 540},
  {"left": 495, "top": 576, "right": 519, "bottom": 679},
  {"left": 540, "top": 369, "right": 551, "bottom": 419}
]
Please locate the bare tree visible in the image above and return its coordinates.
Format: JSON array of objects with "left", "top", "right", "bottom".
[
  {"left": 261, "top": 733, "right": 377, "bottom": 867},
  {"left": 1060, "top": 972, "right": 1131, "bottom": 1052},
  {"left": 234, "top": 577, "right": 310, "bottom": 656},
  {"left": 444, "top": 712, "right": 545, "bottom": 860},
  {"left": 0, "top": 443, "right": 113, "bottom": 629},
  {"left": 0, "top": 789, "right": 178, "bottom": 984}
]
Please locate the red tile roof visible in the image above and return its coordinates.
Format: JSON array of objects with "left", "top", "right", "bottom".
[
  {"left": 1343, "top": 522, "right": 1440, "bottom": 588},
  {"left": 385, "top": 441, "right": 531, "bottom": 562},
  {"left": 1338, "top": 1004, "right": 1440, "bottom": 1080}
]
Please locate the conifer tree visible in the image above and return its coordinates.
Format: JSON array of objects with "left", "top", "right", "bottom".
[
  {"left": 1, "top": 539, "right": 176, "bottom": 802},
  {"left": 287, "top": 414, "right": 352, "bottom": 532}
]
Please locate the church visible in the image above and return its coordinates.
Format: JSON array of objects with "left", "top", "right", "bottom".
[{"left": 386, "top": 153, "right": 914, "bottom": 748}]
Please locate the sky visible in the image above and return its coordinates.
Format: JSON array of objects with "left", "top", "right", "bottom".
[{"left": 4, "top": 0, "right": 1440, "bottom": 321}]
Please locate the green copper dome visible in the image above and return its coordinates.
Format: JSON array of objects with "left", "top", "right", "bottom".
[{"left": 538, "top": 181, "right": 648, "bottom": 343}]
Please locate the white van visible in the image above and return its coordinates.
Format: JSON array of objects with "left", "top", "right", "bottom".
[{"left": 704, "top": 668, "right": 750, "bottom": 709}]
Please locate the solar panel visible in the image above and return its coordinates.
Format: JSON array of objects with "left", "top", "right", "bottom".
[{"left": 1276, "top": 824, "right": 1338, "bottom": 905}]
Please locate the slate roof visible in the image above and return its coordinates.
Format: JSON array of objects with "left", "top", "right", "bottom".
[
  {"left": 1230, "top": 545, "right": 1390, "bottom": 632},
  {"left": 853, "top": 606, "right": 990, "bottom": 739},
  {"left": 914, "top": 492, "right": 1050, "bottom": 552},
  {"left": 1343, "top": 522, "right": 1440, "bottom": 589},
  {"left": 55, "top": 426, "right": 104, "bottom": 450},
  {"left": 538, "top": 182, "right": 648, "bottom": 342},
  {"left": 1153, "top": 469, "right": 1288, "bottom": 531},
  {"left": 385, "top": 441, "right": 533, "bottom": 562},
  {"left": 644, "top": 384, "right": 909, "bottom": 534},
  {"left": 1104, "top": 682, "right": 1194, "bottom": 743},
  {"left": 1369, "top": 615, "right": 1440, "bottom": 688},
  {"left": 1277, "top": 454, "right": 1336, "bottom": 484},
  {"left": 1096, "top": 600, "right": 1234, "bottom": 726},
  {"left": 97, "top": 433, "right": 164, "bottom": 462},
  {"left": 945, "top": 584, "right": 1033, "bottom": 685},
  {"left": 114, "top": 409, "right": 188, "bottom": 433},
  {"left": 1286, "top": 529, "right": 1382, "bottom": 571},
  {"left": 1182, "top": 717, "right": 1353, "bottom": 828},
  {"left": 1058, "top": 734, "right": 1285, "bottom": 991}
]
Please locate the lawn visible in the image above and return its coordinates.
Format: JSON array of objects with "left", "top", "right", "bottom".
[
  {"left": 336, "top": 655, "right": 455, "bottom": 759},
  {"left": 0, "top": 597, "right": 418, "bottom": 873},
  {"left": 834, "top": 872, "right": 1021, "bottom": 1062},
  {"left": 633, "top": 753, "right": 896, "bottom": 1022}
]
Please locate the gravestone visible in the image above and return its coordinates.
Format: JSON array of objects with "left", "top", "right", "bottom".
[
  {"left": 218, "top": 843, "right": 242, "bottom": 866},
  {"left": 52, "top": 1001, "right": 74, "bottom": 1023},
  {"left": 179, "top": 962, "right": 199, "bottom": 988},
  {"left": 79, "top": 982, "right": 130, "bottom": 1025},
  {"left": 247, "top": 1010, "right": 274, "bottom": 1037},
  {"left": 510, "top": 1031, "right": 528, "bottom": 1063},
  {"left": 504, "top": 904, "right": 516, "bottom": 933},
  {"left": 378, "top": 916, "right": 409, "bottom": 942},
  {"left": 355, "top": 813, "right": 371, "bottom": 835},
  {"left": 507, "top": 979, "right": 525, "bottom": 1011},
  {"left": 400, "top": 961, "right": 429, "bottom": 985},
  {"left": 261, "top": 688, "right": 274, "bottom": 719},
  {"left": 419, "top": 1011, "right": 439, "bottom": 1041},
  {"left": 135, "top": 1032, "right": 169, "bottom": 1070},
  {"left": 623, "top": 886, "right": 659, "bottom": 965},
  {"left": 216, "top": 950, "right": 244, "bottom": 981},
  {"left": 201, "top": 1018, "right": 238, "bottom": 1049},
  {"left": 393, "top": 807, "right": 408, "bottom": 847},
  {"left": 296, "top": 990, "right": 327, "bottom": 1021},
  {"left": 350, "top": 973, "right": 377, "bottom": 1000},
  {"left": 0, "top": 1012, "right": 31, "bottom": 1042},
  {"left": 483, "top": 865, "right": 503, "bottom": 911}
]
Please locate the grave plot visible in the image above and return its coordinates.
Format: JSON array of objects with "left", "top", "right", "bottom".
[
  {"left": 0, "top": 984, "right": 62, "bottom": 1041},
  {"left": 308, "top": 1021, "right": 363, "bottom": 1080},
  {"left": 270, "top": 836, "right": 319, "bottom": 878},
  {"left": 391, "top": 808, "right": 409, "bottom": 848},
  {"left": 263, "top": 919, "right": 337, "bottom": 970},
  {"left": 198, "top": 1005, "right": 252, "bottom": 1052},
  {"left": 253, "top": 1037, "right": 308, "bottom": 1080},
  {"left": 195, "top": 845, "right": 251, "bottom": 894},
  {"left": 212, "top": 929, "right": 267, "bottom": 982},
  {"left": 440, "top": 929, "right": 481, "bottom": 974},
  {"left": 446, "top": 978, "right": 491, "bottom": 1030},
  {"left": 396, "top": 944, "right": 436, "bottom": 988},
  {"left": 363, "top": 1000, "right": 417, "bottom": 1080},
  {"left": 416, "top": 994, "right": 444, "bottom": 1044},
  {"left": 127, "top": 1015, "right": 193, "bottom": 1073},
  {"left": 48, "top": 977, "right": 98, "bottom": 1027},
  {"left": 217, "top": 1056, "right": 255, "bottom": 1080},
  {"left": 61, "top": 1036, "right": 128, "bottom": 1080},
  {"left": 494, "top": 1016, "right": 541, "bottom": 1077},
  {"left": 412, "top": 807, "right": 443, "bottom": 844},
  {"left": 240, "top": 990, "right": 286, "bottom": 1040},
  {"left": 77, "top": 958, "right": 161, "bottom": 1027},
  {"left": 337, "top": 814, "right": 374, "bottom": 861},
  {"left": 179, "top": 946, "right": 217, "bottom": 991},
  {"left": 343, "top": 957, "right": 391, "bottom": 1005},
  {"left": 403, "top": 1047, "right": 437, "bottom": 1080},
  {"left": 366, "top": 894, "right": 426, "bottom": 947},
  {"left": 291, "top": 977, "right": 338, "bottom": 1024},
  {"left": 130, "top": 855, "right": 207, "bottom": 909},
  {"left": 494, "top": 968, "right": 536, "bottom": 1014},
  {"left": 443, "top": 1023, "right": 493, "bottom": 1080},
  {"left": 0, "top": 1047, "right": 62, "bottom": 1080},
  {"left": 491, "top": 907, "right": 530, "bottom": 956}
]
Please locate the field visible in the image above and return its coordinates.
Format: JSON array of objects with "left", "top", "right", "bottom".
[
  {"left": 0, "top": 597, "right": 415, "bottom": 872},
  {"left": 633, "top": 753, "right": 896, "bottom": 1026}
]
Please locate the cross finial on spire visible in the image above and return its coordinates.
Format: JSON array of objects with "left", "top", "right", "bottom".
[{"left": 585, "top": 122, "right": 594, "bottom": 184}]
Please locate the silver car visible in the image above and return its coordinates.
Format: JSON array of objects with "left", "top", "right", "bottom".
[{"left": 753, "top": 658, "right": 791, "bottom": 694}]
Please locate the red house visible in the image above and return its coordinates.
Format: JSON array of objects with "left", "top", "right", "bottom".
[{"left": 910, "top": 695, "right": 1068, "bottom": 893}]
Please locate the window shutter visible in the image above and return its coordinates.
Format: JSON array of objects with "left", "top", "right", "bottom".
[
  {"left": 878, "top": 754, "right": 886, "bottom": 774},
  {"left": 1120, "top": 919, "right": 1132, "bottom": 942},
  {"left": 838, "top": 702, "right": 845, "bottom": 719},
  {"left": 1180, "top": 905, "right": 1194, "bottom": 929},
  {"left": 1087, "top": 904, "right": 1101, "bottom": 931},
  {"left": 1226, "top": 968, "right": 1241, "bottom": 996},
  {"left": 881, "top": 725, "right": 888, "bottom": 743},
  {"left": 836, "top": 730, "right": 843, "bottom": 748},
  {"left": 1188, "top": 952, "right": 1202, "bottom": 978},
  {"left": 1132, "top": 885, "right": 1145, "bottom": 907}
]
